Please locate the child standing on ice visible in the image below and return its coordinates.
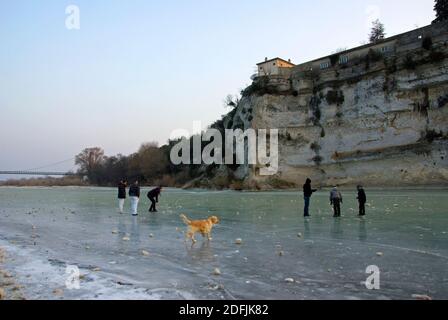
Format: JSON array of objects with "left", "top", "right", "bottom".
[
  {"left": 330, "top": 187, "right": 343, "bottom": 217},
  {"left": 357, "top": 185, "right": 367, "bottom": 216}
]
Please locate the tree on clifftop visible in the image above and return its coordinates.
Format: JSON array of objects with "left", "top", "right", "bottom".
[
  {"left": 369, "top": 19, "right": 386, "bottom": 43},
  {"left": 433, "top": 0, "right": 448, "bottom": 23}
]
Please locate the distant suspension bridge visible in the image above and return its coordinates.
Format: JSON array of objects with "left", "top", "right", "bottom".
[
  {"left": 0, "top": 157, "right": 80, "bottom": 177},
  {"left": 0, "top": 171, "right": 78, "bottom": 176}
]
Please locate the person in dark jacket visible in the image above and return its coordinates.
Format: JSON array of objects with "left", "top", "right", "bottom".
[
  {"left": 303, "top": 178, "right": 317, "bottom": 217},
  {"left": 117, "top": 179, "right": 127, "bottom": 214},
  {"left": 357, "top": 185, "right": 367, "bottom": 216},
  {"left": 147, "top": 186, "right": 162, "bottom": 212},
  {"left": 129, "top": 180, "right": 140, "bottom": 216}
]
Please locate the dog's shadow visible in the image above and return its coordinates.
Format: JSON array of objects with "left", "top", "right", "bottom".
[{"left": 185, "top": 241, "right": 215, "bottom": 263}]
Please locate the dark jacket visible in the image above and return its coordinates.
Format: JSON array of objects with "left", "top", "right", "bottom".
[
  {"left": 118, "top": 182, "right": 127, "bottom": 199},
  {"left": 357, "top": 189, "right": 367, "bottom": 203},
  {"left": 147, "top": 187, "right": 161, "bottom": 202},
  {"left": 129, "top": 185, "right": 140, "bottom": 198},
  {"left": 303, "top": 180, "right": 317, "bottom": 198}
]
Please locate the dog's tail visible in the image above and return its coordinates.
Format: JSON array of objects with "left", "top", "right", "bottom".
[{"left": 179, "top": 214, "right": 191, "bottom": 225}]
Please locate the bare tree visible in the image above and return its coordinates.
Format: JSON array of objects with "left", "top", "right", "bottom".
[
  {"left": 223, "top": 94, "right": 240, "bottom": 109},
  {"left": 369, "top": 19, "right": 386, "bottom": 43},
  {"left": 75, "top": 147, "right": 105, "bottom": 176}
]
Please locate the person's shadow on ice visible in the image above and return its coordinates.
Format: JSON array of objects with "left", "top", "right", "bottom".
[
  {"left": 330, "top": 218, "right": 343, "bottom": 239},
  {"left": 358, "top": 218, "right": 367, "bottom": 242},
  {"left": 130, "top": 215, "right": 140, "bottom": 243}
]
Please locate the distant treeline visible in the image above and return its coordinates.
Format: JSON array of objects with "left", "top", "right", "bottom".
[
  {"left": 69, "top": 113, "right": 239, "bottom": 188},
  {"left": 72, "top": 139, "right": 212, "bottom": 187},
  {"left": 0, "top": 141, "right": 202, "bottom": 187}
]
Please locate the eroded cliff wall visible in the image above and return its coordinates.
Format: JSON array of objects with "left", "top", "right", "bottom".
[{"left": 191, "top": 23, "right": 448, "bottom": 189}]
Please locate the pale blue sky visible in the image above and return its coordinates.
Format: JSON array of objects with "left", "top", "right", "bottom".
[{"left": 0, "top": 0, "right": 436, "bottom": 172}]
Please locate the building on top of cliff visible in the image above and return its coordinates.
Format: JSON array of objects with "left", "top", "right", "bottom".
[
  {"left": 293, "top": 21, "right": 448, "bottom": 74},
  {"left": 257, "top": 57, "right": 295, "bottom": 77}
]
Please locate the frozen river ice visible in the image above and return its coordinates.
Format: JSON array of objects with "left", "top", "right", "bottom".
[{"left": 0, "top": 186, "right": 447, "bottom": 300}]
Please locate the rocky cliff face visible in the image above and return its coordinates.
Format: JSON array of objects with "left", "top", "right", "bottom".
[{"left": 193, "top": 24, "right": 448, "bottom": 189}]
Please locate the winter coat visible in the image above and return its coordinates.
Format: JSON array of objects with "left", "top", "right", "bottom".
[
  {"left": 129, "top": 185, "right": 140, "bottom": 198},
  {"left": 303, "top": 182, "right": 317, "bottom": 197},
  {"left": 118, "top": 182, "right": 127, "bottom": 199},
  {"left": 357, "top": 189, "right": 367, "bottom": 203},
  {"left": 147, "top": 187, "right": 161, "bottom": 202}
]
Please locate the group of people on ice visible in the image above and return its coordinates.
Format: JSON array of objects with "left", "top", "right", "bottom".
[
  {"left": 117, "top": 179, "right": 162, "bottom": 216},
  {"left": 115, "top": 178, "right": 367, "bottom": 218},
  {"left": 303, "top": 178, "right": 367, "bottom": 217}
]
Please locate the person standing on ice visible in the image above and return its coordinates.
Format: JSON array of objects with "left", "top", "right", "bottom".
[
  {"left": 330, "top": 187, "right": 343, "bottom": 217},
  {"left": 129, "top": 180, "right": 140, "bottom": 216},
  {"left": 117, "top": 179, "right": 127, "bottom": 214},
  {"left": 147, "top": 186, "right": 162, "bottom": 212},
  {"left": 357, "top": 185, "right": 367, "bottom": 216},
  {"left": 303, "top": 178, "right": 317, "bottom": 217}
]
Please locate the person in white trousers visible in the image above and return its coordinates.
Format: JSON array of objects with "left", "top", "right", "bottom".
[
  {"left": 128, "top": 180, "right": 140, "bottom": 216},
  {"left": 117, "top": 179, "right": 127, "bottom": 214}
]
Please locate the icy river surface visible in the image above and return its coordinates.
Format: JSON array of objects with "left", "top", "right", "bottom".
[{"left": 0, "top": 186, "right": 447, "bottom": 300}]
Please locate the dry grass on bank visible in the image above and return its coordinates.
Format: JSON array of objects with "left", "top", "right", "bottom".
[{"left": 0, "top": 176, "right": 88, "bottom": 187}]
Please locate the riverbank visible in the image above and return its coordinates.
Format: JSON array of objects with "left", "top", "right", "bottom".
[{"left": 1, "top": 177, "right": 447, "bottom": 191}]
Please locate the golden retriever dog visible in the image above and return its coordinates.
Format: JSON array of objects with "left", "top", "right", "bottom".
[{"left": 180, "top": 214, "right": 219, "bottom": 244}]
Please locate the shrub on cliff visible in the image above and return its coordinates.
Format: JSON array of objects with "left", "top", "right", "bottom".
[
  {"left": 438, "top": 94, "right": 448, "bottom": 108},
  {"left": 310, "top": 142, "right": 321, "bottom": 152},
  {"left": 312, "top": 155, "right": 323, "bottom": 166},
  {"left": 422, "top": 36, "right": 433, "bottom": 50},
  {"left": 223, "top": 94, "right": 240, "bottom": 109},
  {"left": 320, "top": 127, "right": 326, "bottom": 138},
  {"left": 241, "top": 77, "right": 270, "bottom": 97},
  {"left": 429, "top": 50, "right": 446, "bottom": 63},
  {"left": 404, "top": 54, "right": 417, "bottom": 70},
  {"left": 365, "top": 49, "right": 384, "bottom": 70},
  {"left": 326, "top": 90, "right": 345, "bottom": 106},
  {"left": 425, "top": 129, "right": 444, "bottom": 142}
]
